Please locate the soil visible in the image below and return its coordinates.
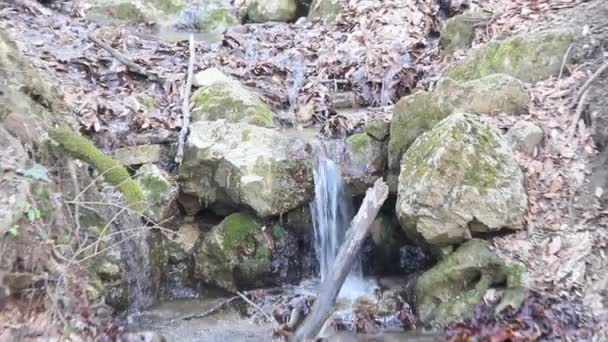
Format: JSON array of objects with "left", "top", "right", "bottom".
[{"left": 1, "top": 0, "right": 608, "bottom": 340}]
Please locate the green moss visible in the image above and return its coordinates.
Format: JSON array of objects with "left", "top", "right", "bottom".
[
  {"left": 309, "top": 0, "right": 342, "bottom": 22},
  {"left": 198, "top": 8, "right": 238, "bottom": 30},
  {"left": 221, "top": 213, "right": 261, "bottom": 250},
  {"left": 138, "top": 174, "right": 168, "bottom": 203},
  {"left": 49, "top": 128, "right": 145, "bottom": 212},
  {"left": 148, "top": 0, "right": 182, "bottom": 14},
  {"left": 347, "top": 133, "right": 372, "bottom": 155},
  {"left": 191, "top": 85, "right": 275, "bottom": 127},
  {"left": 135, "top": 93, "right": 155, "bottom": 110}
]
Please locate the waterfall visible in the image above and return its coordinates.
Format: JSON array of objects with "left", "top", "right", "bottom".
[{"left": 309, "top": 143, "right": 373, "bottom": 300}]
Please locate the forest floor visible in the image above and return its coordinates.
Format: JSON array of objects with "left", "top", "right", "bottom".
[{"left": 1, "top": 0, "right": 608, "bottom": 340}]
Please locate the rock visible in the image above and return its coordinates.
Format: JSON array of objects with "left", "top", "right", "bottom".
[
  {"left": 0, "top": 126, "right": 29, "bottom": 235},
  {"left": 415, "top": 239, "right": 523, "bottom": 324},
  {"left": 309, "top": 0, "right": 342, "bottom": 22},
  {"left": 440, "top": 13, "right": 489, "bottom": 55},
  {"left": 447, "top": 30, "right": 574, "bottom": 83},
  {"left": 111, "top": 144, "right": 173, "bottom": 166},
  {"left": 396, "top": 113, "right": 527, "bottom": 246},
  {"left": 162, "top": 224, "right": 200, "bottom": 298},
  {"left": 193, "top": 213, "right": 297, "bottom": 291},
  {"left": 295, "top": 102, "right": 315, "bottom": 125},
  {"left": 191, "top": 68, "right": 276, "bottom": 127},
  {"left": 388, "top": 74, "right": 529, "bottom": 170},
  {"left": 239, "top": 0, "right": 297, "bottom": 23},
  {"left": 84, "top": 0, "right": 183, "bottom": 24},
  {"left": 173, "top": 1, "right": 238, "bottom": 33},
  {"left": 179, "top": 120, "right": 313, "bottom": 218},
  {"left": 341, "top": 133, "right": 387, "bottom": 195},
  {"left": 122, "top": 331, "right": 166, "bottom": 342},
  {"left": 135, "top": 164, "right": 178, "bottom": 223},
  {"left": 506, "top": 121, "right": 544, "bottom": 155},
  {"left": 364, "top": 118, "right": 390, "bottom": 141},
  {"left": 377, "top": 288, "right": 405, "bottom": 315}
]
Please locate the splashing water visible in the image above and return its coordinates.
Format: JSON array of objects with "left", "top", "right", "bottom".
[{"left": 309, "top": 144, "right": 374, "bottom": 300}]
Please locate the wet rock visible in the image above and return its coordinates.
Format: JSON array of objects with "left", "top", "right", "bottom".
[
  {"left": 440, "top": 13, "right": 489, "bottom": 55},
  {"left": 367, "top": 214, "right": 407, "bottom": 275},
  {"left": 364, "top": 118, "right": 390, "bottom": 141},
  {"left": 308, "top": 0, "right": 342, "bottom": 22},
  {"left": 398, "top": 244, "right": 435, "bottom": 274},
  {"left": 135, "top": 163, "right": 178, "bottom": 222},
  {"left": 396, "top": 113, "right": 527, "bottom": 246},
  {"left": 506, "top": 121, "right": 544, "bottom": 155},
  {"left": 192, "top": 213, "right": 298, "bottom": 291},
  {"left": 388, "top": 74, "right": 529, "bottom": 170},
  {"left": 415, "top": 239, "right": 524, "bottom": 325},
  {"left": 447, "top": 30, "right": 574, "bottom": 83},
  {"left": 174, "top": 1, "right": 238, "bottom": 32},
  {"left": 377, "top": 288, "right": 405, "bottom": 315},
  {"left": 162, "top": 224, "right": 200, "bottom": 298},
  {"left": 341, "top": 133, "right": 387, "bottom": 195},
  {"left": 238, "top": 0, "right": 298, "bottom": 23},
  {"left": 84, "top": 0, "right": 183, "bottom": 24},
  {"left": 191, "top": 68, "right": 276, "bottom": 127},
  {"left": 179, "top": 120, "right": 313, "bottom": 218},
  {"left": 111, "top": 144, "right": 173, "bottom": 166}
]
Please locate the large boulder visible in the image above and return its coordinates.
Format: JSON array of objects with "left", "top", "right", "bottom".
[
  {"left": 191, "top": 68, "right": 276, "bottom": 127},
  {"left": 84, "top": 0, "right": 183, "bottom": 24},
  {"left": 388, "top": 74, "right": 529, "bottom": 170},
  {"left": 341, "top": 133, "right": 387, "bottom": 195},
  {"left": 396, "top": 113, "right": 527, "bottom": 246},
  {"left": 179, "top": 120, "right": 313, "bottom": 218},
  {"left": 238, "top": 0, "right": 297, "bottom": 23},
  {"left": 308, "top": 0, "right": 342, "bottom": 22},
  {"left": 447, "top": 30, "right": 574, "bottom": 83},
  {"left": 193, "top": 213, "right": 298, "bottom": 291},
  {"left": 415, "top": 239, "right": 525, "bottom": 325}
]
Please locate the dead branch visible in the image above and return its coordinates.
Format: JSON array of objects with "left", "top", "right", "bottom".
[
  {"left": 294, "top": 179, "right": 389, "bottom": 341},
  {"left": 175, "top": 295, "right": 241, "bottom": 322},
  {"left": 569, "top": 88, "right": 590, "bottom": 139},
  {"left": 572, "top": 61, "right": 608, "bottom": 108},
  {"left": 175, "top": 34, "right": 195, "bottom": 165},
  {"left": 558, "top": 43, "right": 574, "bottom": 81},
  {"left": 87, "top": 31, "right": 159, "bottom": 81}
]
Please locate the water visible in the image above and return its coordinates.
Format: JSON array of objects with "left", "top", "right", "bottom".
[{"left": 309, "top": 143, "right": 374, "bottom": 300}]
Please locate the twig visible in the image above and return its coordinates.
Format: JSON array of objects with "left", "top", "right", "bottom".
[
  {"left": 572, "top": 61, "right": 608, "bottom": 109},
  {"left": 175, "top": 34, "right": 195, "bottom": 165},
  {"left": 174, "top": 295, "right": 241, "bottom": 322},
  {"left": 87, "top": 31, "right": 159, "bottom": 81},
  {"left": 569, "top": 88, "right": 590, "bottom": 140},
  {"left": 558, "top": 43, "right": 574, "bottom": 81},
  {"left": 236, "top": 291, "right": 280, "bottom": 330}
]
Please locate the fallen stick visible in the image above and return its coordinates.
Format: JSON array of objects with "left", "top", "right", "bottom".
[
  {"left": 568, "top": 88, "right": 590, "bottom": 139},
  {"left": 175, "top": 34, "right": 195, "bottom": 165},
  {"left": 294, "top": 179, "right": 389, "bottom": 341},
  {"left": 174, "top": 295, "right": 241, "bottom": 322},
  {"left": 87, "top": 31, "right": 159, "bottom": 81}
]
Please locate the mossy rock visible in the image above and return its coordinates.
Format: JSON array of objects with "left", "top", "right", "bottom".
[
  {"left": 388, "top": 74, "right": 529, "bottom": 170},
  {"left": 174, "top": 2, "right": 238, "bottom": 33},
  {"left": 341, "top": 133, "right": 387, "bottom": 195},
  {"left": 84, "top": 0, "right": 183, "bottom": 24},
  {"left": 192, "top": 213, "right": 294, "bottom": 291},
  {"left": 308, "top": 0, "right": 342, "bottom": 22},
  {"left": 364, "top": 118, "right": 390, "bottom": 141},
  {"left": 179, "top": 120, "right": 313, "bottom": 218},
  {"left": 415, "top": 239, "right": 525, "bottom": 325},
  {"left": 191, "top": 68, "right": 276, "bottom": 127},
  {"left": 446, "top": 29, "right": 574, "bottom": 83},
  {"left": 241, "top": 0, "right": 297, "bottom": 23},
  {"left": 440, "top": 13, "right": 490, "bottom": 55},
  {"left": 396, "top": 113, "right": 527, "bottom": 246},
  {"left": 135, "top": 163, "right": 178, "bottom": 222}
]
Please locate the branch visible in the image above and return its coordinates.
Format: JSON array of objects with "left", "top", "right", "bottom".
[
  {"left": 87, "top": 31, "right": 159, "bottom": 81},
  {"left": 294, "top": 179, "right": 389, "bottom": 341},
  {"left": 175, "top": 34, "right": 195, "bottom": 165},
  {"left": 572, "top": 61, "right": 608, "bottom": 109}
]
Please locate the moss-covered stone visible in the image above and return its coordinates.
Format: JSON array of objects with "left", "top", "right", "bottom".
[
  {"left": 342, "top": 133, "right": 387, "bottom": 195},
  {"left": 388, "top": 74, "right": 529, "bottom": 170},
  {"left": 440, "top": 13, "right": 489, "bottom": 55},
  {"left": 191, "top": 68, "right": 276, "bottom": 127},
  {"left": 135, "top": 163, "right": 178, "bottom": 222},
  {"left": 192, "top": 213, "right": 275, "bottom": 291},
  {"left": 415, "top": 239, "right": 523, "bottom": 325},
  {"left": 447, "top": 30, "right": 574, "bottom": 83},
  {"left": 308, "top": 0, "right": 342, "bottom": 22},
  {"left": 241, "top": 0, "right": 297, "bottom": 23},
  {"left": 396, "top": 113, "right": 527, "bottom": 246},
  {"left": 506, "top": 120, "right": 544, "bottom": 155},
  {"left": 364, "top": 118, "right": 390, "bottom": 141},
  {"left": 49, "top": 128, "right": 146, "bottom": 213},
  {"left": 179, "top": 120, "right": 313, "bottom": 218},
  {"left": 84, "top": 0, "right": 183, "bottom": 24}
]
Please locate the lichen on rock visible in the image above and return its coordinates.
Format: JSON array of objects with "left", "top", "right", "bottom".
[
  {"left": 135, "top": 163, "right": 178, "bottom": 222},
  {"left": 396, "top": 113, "right": 527, "bottom": 246},
  {"left": 179, "top": 120, "right": 313, "bottom": 217},
  {"left": 447, "top": 29, "right": 574, "bottom": 83},
  {"left": 388, "top": 74, "right": 529, "bottom": 170},
  {"left": 191, "top": 68, "right": 276, "bottom": 127},
  {"left": 341, "top": 133, "right": 387, "bottom": 195},
  {"left": 308, "top": 0, "right": 342, "bottom": 22}
]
